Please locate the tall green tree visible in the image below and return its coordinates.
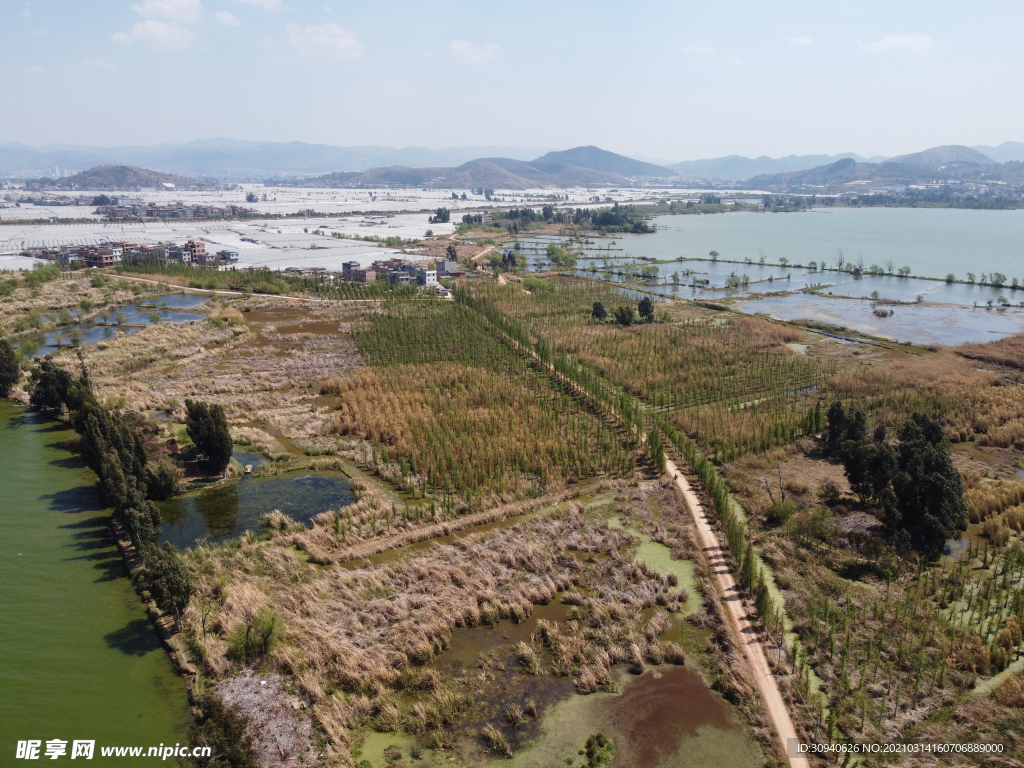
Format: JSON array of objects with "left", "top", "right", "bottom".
[
  {"left": 637, "top": 296, "right": 655, "bottom": 323},
  {"left": 28, "top": 358, "right": 74, "bottom": 411},
  {"left": 186, "top": 400, "right": 233, "bottom": 473},
  {"left": 0, "top": 339, "right": 19, "bottom": 394}
]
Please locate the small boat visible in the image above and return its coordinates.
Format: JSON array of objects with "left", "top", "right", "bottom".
[{"left": 244, "top": 464, "right": 253, "bottom": 474}]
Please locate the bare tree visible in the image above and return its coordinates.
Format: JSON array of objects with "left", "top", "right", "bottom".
[{"left": 834, "top": 249, "right": 845, "bottom": 271}]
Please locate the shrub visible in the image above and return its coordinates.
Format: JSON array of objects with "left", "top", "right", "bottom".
[
  {"left": 145, "top": 459, "right": 182, "bottom": 501},
  {"left": 765, "top": 499, "right": 795, "bottom": 526},
  {"left": 585, "top": 733, "right": 614, "bottom": 767},
  {"left": 187, "top": 693, "right": 258, "bottom": 768},
  {"left": 228, "top": 606, "right": 278, "bottom": 661},
  {"left": 481, "top": 723, "right": 511, "bottom": 757}
]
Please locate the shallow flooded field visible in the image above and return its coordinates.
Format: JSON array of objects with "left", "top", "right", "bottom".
[{"left": 737, "top": 292, "right": 1024, "bottom": 345}]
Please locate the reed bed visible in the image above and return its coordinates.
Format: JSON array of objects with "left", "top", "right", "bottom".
[{"left": 181, "top": 494, "right": 688, "bottom": 763}]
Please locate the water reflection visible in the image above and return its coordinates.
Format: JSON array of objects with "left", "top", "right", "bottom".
[{"left": 158, "top": 471, "right": 354, "bottom": 549}]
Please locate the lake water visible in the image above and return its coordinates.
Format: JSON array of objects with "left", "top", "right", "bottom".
[
  {"left": 0, "top": 400, "right": 189, "bottom": 759},
  {"left": 158, "top": 471, "right": 354, "bottom": 549},
  {"left": 522, "top": 209, "right": 1024, "bottom": 344},
  {"left": 619, "top": 208, "right": 1024, "bottom": 282}
]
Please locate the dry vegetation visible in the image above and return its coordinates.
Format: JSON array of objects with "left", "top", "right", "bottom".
[
  {"left": 0, "top": 267, "right": 149, "bottom": 336},
  {"left": 721, "top": 332, "right": 1024, "bottom": 763},
  {"left": 178, "top": 481, "right": 762, "bottom": 765}
]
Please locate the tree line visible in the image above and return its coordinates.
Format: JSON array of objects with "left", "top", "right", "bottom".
[{"left": 27, "top": 356, "right": 232, "bottom": 628}]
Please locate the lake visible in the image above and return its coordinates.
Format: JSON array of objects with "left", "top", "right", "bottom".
[
  {"left": 618, "top": 208, "right": 1024, "bottom": 282},
  {"left": 0, "top": 400, "right": 189, "bottom": 760}
]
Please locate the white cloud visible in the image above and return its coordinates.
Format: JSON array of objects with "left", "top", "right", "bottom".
[
  {"left": 449, "top": 40, "right": 499, "bottom": 65},
  {"left": 24, "top": 64, "right": 44, "bottom": 74},
  {"left": 113, "top": 19, "right": 196, "bottom": 48},
  {"left": 235, "top": 0, "right": 282, "bottom": 8},
  {"left": 20, "top": 5, "right": 31, "bottom": 18},
  {"left": 84, "top": 59, "right": 116, "bottom": 70},
  {"left": 724, "top": 55, "right": 745, "bottom": 67},
  {"left": 215, "top": 10, "right": 241, "bottom": 26},
  {"left": 860, "top": 34, "right": 937, "bottom": 57},
  {"left": 787, "top": 36, "right": 813, "bottom": 46},
  {"left": 287, "top": 23, "right": 363, "bottom": 59},
  {"left": 680, "top": 45, "right": 714, "bottom": 57},
  {"left": 33, "top": 28, "right": 46, "bottom": 35},
  {"left": 129, "top": 0, "right": 202, "bottom": 23}
]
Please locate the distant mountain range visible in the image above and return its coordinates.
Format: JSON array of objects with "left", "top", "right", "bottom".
[
  {"left": 27, "top": 165, "right": 212, "bottom": 191},
  {"left": 0, "top": 140, "right": 556, "bottom": 181},
  {"left": 747, "top": 144, "right": 1024, "bottom": 191},
  {"left": 285, "top": 146, "right": 677, "bottom": 189},
  {"left": 666, "top": 153, "right": 884, "bottom": 180},
  {"left": 9, "top": 140, "right": 1024, "bottom": 190}
]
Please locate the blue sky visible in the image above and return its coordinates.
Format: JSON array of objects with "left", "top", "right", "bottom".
[{"left": 5, "top": 1, "right": 1024, "bottom": 160}]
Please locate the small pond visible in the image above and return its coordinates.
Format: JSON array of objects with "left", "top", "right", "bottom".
[
  {"left": 22, "top": 293, "right": 208, "bottom": 357},
  {"left": 158, "top": 471, "right": 354, "bottom": 549}
]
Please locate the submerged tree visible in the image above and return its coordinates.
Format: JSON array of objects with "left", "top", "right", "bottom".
[{"left": 186, "top": 400, "right": 233, "bottom": 473}]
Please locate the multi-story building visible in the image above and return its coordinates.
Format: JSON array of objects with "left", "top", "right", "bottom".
[{"left": 351, "top": 268, "right": 376, "bottom": 283}]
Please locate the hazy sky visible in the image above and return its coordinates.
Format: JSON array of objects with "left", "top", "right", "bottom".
[{"left": 5, "top": 0, "right": 1023, "bottom": 161}]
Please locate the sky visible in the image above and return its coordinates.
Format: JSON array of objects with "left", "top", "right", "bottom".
[{"left": 4, "top": 0, "right": 1024, "bottom": 162}]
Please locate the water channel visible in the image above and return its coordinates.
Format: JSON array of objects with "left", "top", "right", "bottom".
[{"left": 0, "top": 400, "right": 189, "bottom": 760}]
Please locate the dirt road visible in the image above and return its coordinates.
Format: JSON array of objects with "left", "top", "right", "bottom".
[{"left": 666, "top": 457, "right": 807, "bottom": 768}]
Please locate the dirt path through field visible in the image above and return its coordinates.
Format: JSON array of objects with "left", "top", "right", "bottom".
[{"left": 665, "top": 457, "right": 807, "bottom": 768}]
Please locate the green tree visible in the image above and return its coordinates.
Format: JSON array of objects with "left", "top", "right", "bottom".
[
  {"left": 186, "top": 400, "right": 233, "bottom": 473},
  {"left": 888, "top": 414, "right": 968, "bottom": 559},
  {"left": 614, "top": 305, "right": 633, "bottom": 327},
  {"left": 591, "top": 300, "right": 607, "bottom": 321},
  {"left": 638, "top": 296, "right": 655, "bottom": 323},
  {"left": 138, "top": 542, "right": 195, "bottom": 626},
  {"left": 0, "top": 339, "right": 20, "bottom": 394},
  {"left": 145, "top": 458, "right": 182, "bottom": 500},
  {"left": 28, "top": 358, "right": 74, "bottom": 411}
]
